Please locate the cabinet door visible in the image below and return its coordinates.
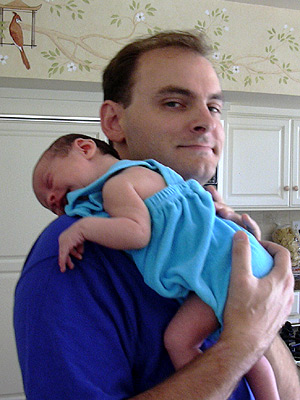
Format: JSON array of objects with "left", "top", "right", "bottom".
[
  {"left": 0, "top": 119, "right": 102, "bottom": 400},
  {"left": 222, "top": 116, "right": 290, "bottom": 208},
  {"left": 291, "top": 121, "right": 300, "bottom": 207}
]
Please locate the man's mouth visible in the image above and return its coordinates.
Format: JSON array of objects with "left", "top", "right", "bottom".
[{"left": 178, "top": 144, "right": 214, "bottom": 153}]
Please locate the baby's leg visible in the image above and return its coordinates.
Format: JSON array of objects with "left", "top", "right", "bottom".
[
  {"left": 164, "top": 292, "right": 219, "bottom": 370},
  {"left": 246, "top": 356, "right": 280, "bottom": 400}
]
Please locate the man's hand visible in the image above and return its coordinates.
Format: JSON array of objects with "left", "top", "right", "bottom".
[
  {"left": 222, "top": 231, "right": 294, "bottom": 358},
  {"left": 205, "top": 185, "right": 261, "bottom": 240},
  {"left": 58, "top": 221, "right": 85, "bottom": 272}
]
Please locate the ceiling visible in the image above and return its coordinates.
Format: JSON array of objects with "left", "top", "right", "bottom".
[{"left": 226, "top": 0, "right": 300, "bottom": 10}]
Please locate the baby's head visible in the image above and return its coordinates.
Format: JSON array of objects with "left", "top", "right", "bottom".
[{"left": 33, "top": 134, "right": 120, "bottom": 215}]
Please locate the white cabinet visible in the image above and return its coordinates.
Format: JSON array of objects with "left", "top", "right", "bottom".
[
  {"left": 292, "top": 121, "right": 300, "bottom": 207},
  {"left": 288, "top": 291, "right": 300, "bottom": 324},
  {"left": 221, "top": 110, "right": 300, "bottom": 210},
  {"left": 0, "top": 87, "right": 103, "bottom": 400}
]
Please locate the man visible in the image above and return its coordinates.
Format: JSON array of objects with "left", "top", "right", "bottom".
[{"left": 14, "top": 31, "right": 298, "bottom": 399}]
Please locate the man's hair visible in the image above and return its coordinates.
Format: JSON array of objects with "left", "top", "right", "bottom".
[
  {"left": 44, "top": 134, "right": 120, "bottom": 159},
  {"left": 102, "top": 30, "right": 211, "bottom": 107}
]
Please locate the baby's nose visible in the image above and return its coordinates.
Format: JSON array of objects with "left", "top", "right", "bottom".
[{"left": 48, "top": 193, "right": 59, "bottom": 212}]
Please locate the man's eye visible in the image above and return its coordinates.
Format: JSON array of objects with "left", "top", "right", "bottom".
[
  {"left": 209, "top": 105, "right": 222, "bottom": 114},
  {"left": 165, "top": 101, "right": 182, "bottom": 108}
]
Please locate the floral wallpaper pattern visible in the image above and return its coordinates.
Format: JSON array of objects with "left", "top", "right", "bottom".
[{"left": 0, "top": 0, "right": 300, "bottom": 96}]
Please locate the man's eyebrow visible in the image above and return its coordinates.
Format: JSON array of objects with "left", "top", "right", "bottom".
[
  {"left": 210, "top": 92, "right": 224, "bottom": 103},
  {"left": 155, "top": 86, "right": 196, "bottom": 98},
  {"left": 155, "top": 86, "right": 224, "bottom": 103}
]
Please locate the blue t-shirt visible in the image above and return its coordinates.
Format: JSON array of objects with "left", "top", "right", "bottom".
[{"left": 14, "top": 215, "right": 254, "bottom": 399}]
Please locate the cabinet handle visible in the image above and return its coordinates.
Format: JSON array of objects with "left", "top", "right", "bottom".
[
  {"left": 293, "top": 186, "right": 299, "bottom": 191},
  {"left": 284, "top": 186, "right": 290, "bottom": 191}
]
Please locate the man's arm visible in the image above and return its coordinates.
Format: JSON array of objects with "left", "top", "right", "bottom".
[
  {"left": 266, "top": 328, "right": 300, "bottom": 399},
  {"left": 131, "top": 231, "right": 295, "bottom": 400}
]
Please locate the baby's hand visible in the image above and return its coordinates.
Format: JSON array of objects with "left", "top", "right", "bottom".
[{"left": 58, "top": 222, "right": 85, "bottom": 272}]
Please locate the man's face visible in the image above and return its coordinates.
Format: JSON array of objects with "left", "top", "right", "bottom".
[{"left": 116, "top": 47, "right": 224, "bottom": 185}]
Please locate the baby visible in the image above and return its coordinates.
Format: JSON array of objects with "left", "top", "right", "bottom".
[{"left": 33, "top": 134, "right": 280, "bottom": 400}]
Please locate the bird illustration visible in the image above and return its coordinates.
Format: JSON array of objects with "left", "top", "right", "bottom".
[{"left": 9, "top": 12, "right": 30, "bottom": 70}]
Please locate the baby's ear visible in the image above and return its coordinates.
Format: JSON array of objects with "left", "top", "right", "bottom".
[{"left": 74, "top": 138, "right": 97, "bottom": 159}]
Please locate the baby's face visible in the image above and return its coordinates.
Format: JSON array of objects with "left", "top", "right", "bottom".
[{"left": 33, "top": 149, "right": 98, "bottom": 215}]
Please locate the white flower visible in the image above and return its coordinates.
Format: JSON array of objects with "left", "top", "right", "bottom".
[
  {"left": 283, "top": 24, "right": 288, "bottom": 29},
  {"left": 212, "top": 52, "right": 220, "bottom": 60},
  {"left": 290, "top": 27, "right": 294, "bottom": 32},
  {"left": 135, "top": 12, "right": 145, "bottom": 22},
  {"left": 205, "top": 10, "right": 210, "bottom": 15},
  {"left": 232, "top": 65, "right": 240, "bottom": 74},
  {"left": 224, "top": 26, "right": 229, "bottom": 31},
  {"left": 67, "top": 62, "right": 77, "bottom": 72},
  {"left": 222, "top": 8, "right": 226, "bottom": 12},
  {"left": 0, "top": 55, "right": 8, "bottom": 65}
]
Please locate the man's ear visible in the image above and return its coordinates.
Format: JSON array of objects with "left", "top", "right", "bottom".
[
  {"left": 73, "top": 138, "right": 97, "bottom": 160},
  {"left": 100, "top": 100, "right": 126, "bottom": 144}
]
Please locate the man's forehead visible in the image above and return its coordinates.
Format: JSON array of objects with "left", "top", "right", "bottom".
[{"left": 133, "top": 51, "right": 222, "bottom": 102}]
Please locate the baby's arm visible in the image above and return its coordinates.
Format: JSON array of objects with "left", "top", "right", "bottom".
[
  {"left": 164, "top": 293, "right": 219, "bottom": 370},
  {"left": 59, "top": 167, "right": 166, "bottom": 272}
]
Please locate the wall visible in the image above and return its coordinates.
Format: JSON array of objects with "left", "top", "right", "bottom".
[
  {"left": 0, "top": 0, "right": 300, "bottom": 97},
  {"left": 243, "top": 209, "right": 300, "bottom": 241}
]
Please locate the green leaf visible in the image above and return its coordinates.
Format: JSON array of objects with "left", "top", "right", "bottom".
[{"left": 60, "top": 66, "right": 64, "bottom": 74}]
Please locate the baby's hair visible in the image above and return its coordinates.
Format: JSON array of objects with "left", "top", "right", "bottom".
[{"left": 45, "top": 133, "right": 120, "bottom": 159}]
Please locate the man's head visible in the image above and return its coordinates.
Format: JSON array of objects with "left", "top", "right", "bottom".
[
  {"left": 32, "top": 134, "right": 120, "bottom": 215},
  {"left": 102, "top": 30, "right": 211, "bottom": 107},
  {"left": 100, "top": 30, "right": 224, "bottom": 185}
]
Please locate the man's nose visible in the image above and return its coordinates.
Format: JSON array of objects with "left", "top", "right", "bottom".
[{"left": 189, "top": 107, "right": 216, "bottom": 133}]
